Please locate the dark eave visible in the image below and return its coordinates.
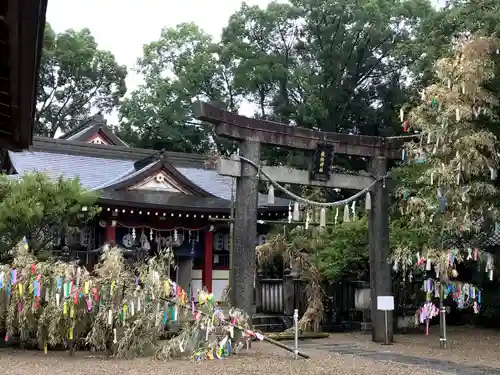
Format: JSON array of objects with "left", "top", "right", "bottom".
[
  {"left": 105, "top": 157, "right": 214, "bottom": 197},
  {"left": 0, "top": 0, "right": 47, "bottom": 151},
  {"left": 98, "top": 190, "right": 289, "bottom": 213},
  {"left": 30, "top": 136, "right": 209, "bottom": 168}
]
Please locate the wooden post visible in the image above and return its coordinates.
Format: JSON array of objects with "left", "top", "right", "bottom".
[
  {"left": 231, "top": 140, "right": 260, "bottom": 318},
  {"left": 368, "top": 156, "right": 393, "bottom": 343},
  {"left": 105, "top": 222, "right": 116, "bottom": 243},
  {"left": 203, "top": 230, "right": 213, "bottom": 292}
]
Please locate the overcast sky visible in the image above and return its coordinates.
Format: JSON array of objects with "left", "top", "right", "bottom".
[{"left": 46, "top": 0, "right": 274, "bottom": 125}]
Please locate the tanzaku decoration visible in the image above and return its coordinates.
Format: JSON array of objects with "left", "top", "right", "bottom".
[
  {"left": 0, "top": 239, "right": 263, "bottom": 360},
  {"left": 391, "top": 37, "right": 499, "bottom": 337},
  {"left": 391, "top": 247, "right": 490, "bottom": 333},
  {"left": 419, "top": 301, "right": 439, "bottom": 336}
]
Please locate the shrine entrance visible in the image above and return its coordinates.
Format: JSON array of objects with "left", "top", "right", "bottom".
[{"left": 194, "top": 101, "right": 403, "bottom": 343}]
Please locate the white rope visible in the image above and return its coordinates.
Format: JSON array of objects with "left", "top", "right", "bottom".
[{"left": 238, "top": 155, "right": 386, "bottom": 207}]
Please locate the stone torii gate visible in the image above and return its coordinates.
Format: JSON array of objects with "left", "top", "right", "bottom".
[{"left": 194, "top": 101, "right": 402, "bottom": 342}]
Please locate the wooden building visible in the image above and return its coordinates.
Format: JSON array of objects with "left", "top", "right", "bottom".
[
  {"left": 3, "top": 116, "right": 288, "bottom": 300},
  {"left": 1, "top": 0, "right": 48, "bottom": 150}
]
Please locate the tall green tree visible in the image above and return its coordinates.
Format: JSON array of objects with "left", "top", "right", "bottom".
[
  {"left": 120, "top": 0, "right": 438, "bottom": 159},
  {"left": 37, "top": 24, "right": 127, "bottom": 137},
  {"left": 118, "top": 23, "right": 237, "bottom": 154},
  {"left": 222, "top": 0, "right": 436, "bottom": 134}
]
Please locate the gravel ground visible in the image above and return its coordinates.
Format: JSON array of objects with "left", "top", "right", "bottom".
[
  {"left": 0, "top": 343, "right": 450, "bottom": 375},
  {"left": 0, "top": 326, "right": 497, "bottom": 375}
]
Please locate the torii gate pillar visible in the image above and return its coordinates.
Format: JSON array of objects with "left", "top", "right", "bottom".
[
  {"left": 368, "top": 156, "right": 393, "bottom": 343},
  {"left": 231, "top": 140, "right": 261, "bottom": 316}
]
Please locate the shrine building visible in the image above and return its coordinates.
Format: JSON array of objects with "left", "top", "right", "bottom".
[{"left": 3, "top": 115, "right": 288, "bottom": 300}]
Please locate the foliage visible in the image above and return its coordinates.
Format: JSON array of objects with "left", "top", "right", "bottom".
[
  {"left": 118, "top": 23, "right": 232, "bottom": 154},
  {"left": 0, "top": 173, "right": 99, "bottom": 258},
  {"left": 36, "top": 24, "right": 127, "bottom": 137},
  {"left": 0, "top": 243, "right": 250, "bottom": 360},
  {"left": 396, "top": 36, "right": 500, "bottom": 274},
  {"left": 315, "top": 219, "right": 371, "bottom": 282},
  {"left": 119, "top": 0, "right": 438, "bottom": 162}
]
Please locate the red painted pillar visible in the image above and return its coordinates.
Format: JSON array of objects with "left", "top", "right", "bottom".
[
  {"left": 203, "top": 230, "right": 213, "bottom": 292},
  {"left": 105, "top": 222, "right": 116, "bottom": 244}
]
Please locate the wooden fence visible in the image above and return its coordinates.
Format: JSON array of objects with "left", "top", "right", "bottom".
[{"left": 256, "top": 277, "right": 424, "bottom": 330}]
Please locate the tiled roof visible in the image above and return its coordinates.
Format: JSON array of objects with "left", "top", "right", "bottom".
[
  {"left": 7, "top": 140, "right": 289, "bottom": 211},
  {"left": 59, "top": 115, "right": 129, "bottom": 147},
  {"left": 8, "top": 150, "right": 232, "bottom": 198},
  {"left": 9, "top": 150, "right": 134, "bottom": 190}
]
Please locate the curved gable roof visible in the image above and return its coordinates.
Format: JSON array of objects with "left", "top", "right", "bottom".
[
  {"left": 101, "top": 156, "right": 213, "bottom": 197},
  {"left": 60, "top": 114, "right": 129, "bottom": 147}
]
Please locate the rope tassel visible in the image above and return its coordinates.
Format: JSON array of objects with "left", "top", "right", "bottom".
[
  {"left": 293, "top": 202, "right": 300, "bottom": 221},
  {"left": 365, "top": 192, "right": 372, "bottom": 211},
  {"left": 343, "top": 204, "right": 350, "bottom": 222},
  {"left": 319, "top": 208, "right": 326, "bottom": 229},
  {"left": 267, "top": 184, "right": 275, "bottom": 205}
]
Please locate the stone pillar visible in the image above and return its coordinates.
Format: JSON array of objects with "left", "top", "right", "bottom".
[
  {"left": 231, "top": 140, "right": 260, "bottom": 319},
  {"left": 283, "top": 269, "right": 295, "bottom": 316},
  {"left": 368, "top": 156, "right": 393, "bottom": 343},
  {"left": 177, "top": 256, "right": 193, "bottom": 293}
]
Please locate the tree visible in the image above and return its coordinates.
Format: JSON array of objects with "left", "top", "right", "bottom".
[
  {"left": 118, "top": 23, "right": 236, "bottom": 154},
  {"left": 36, "top": 24, "right": 127, "bottom": 137},
  {"left": 119, "top": 0, "right": 438, "bottom": 162},
  {"left": 0, "top": 173, "right": 99, "bottom": 258},
  {"left": 396, "top": 36, "right": 499, "bottom": 276},
  {"left": 222, "top": 0, "right": 436, "bottom": 134}
]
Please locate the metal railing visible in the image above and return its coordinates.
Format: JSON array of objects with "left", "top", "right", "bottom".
[{"left": 257, "top": 279, "right": 283, "bottom": 313}]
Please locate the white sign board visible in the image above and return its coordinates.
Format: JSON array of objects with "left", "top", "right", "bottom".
[
  {"left": 354, "top": 288, "right": 371, "bottom": 309},
  {"left": 377, "top": 296, "right": 394, "bottom": 311}
]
